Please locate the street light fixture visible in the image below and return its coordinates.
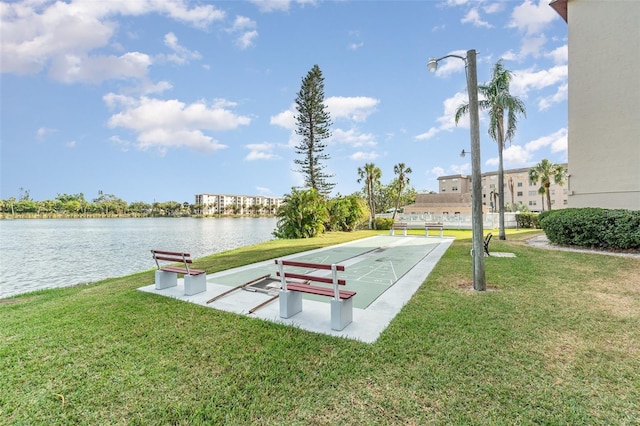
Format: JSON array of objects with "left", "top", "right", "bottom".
[
  {"left": 428, "top": 50, "right": 486, "bottom": 291},
  {"left": 460, "top": 149, "right": 470, "bottom": 157}
]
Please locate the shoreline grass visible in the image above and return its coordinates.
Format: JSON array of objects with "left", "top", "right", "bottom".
[{"left": 2, "top": 230, "right": 639, "bottom": 424}]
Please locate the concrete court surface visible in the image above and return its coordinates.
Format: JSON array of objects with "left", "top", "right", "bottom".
[{"left": 138, "top": 235, "right": 453, "bottom": 343}]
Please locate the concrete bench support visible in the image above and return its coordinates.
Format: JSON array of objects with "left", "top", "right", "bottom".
[{"left": 155, "top": 270, "right": 178, "bottom": 290}]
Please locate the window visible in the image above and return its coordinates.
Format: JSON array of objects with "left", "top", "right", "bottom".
[
  {"left": 490, "top": 184, "right": 496, "bottom": 189},
  {"left": 452, "top": 186, "right": 458, "bottom": 191},
  {"left": 528, "top": 200, "right": 537, "bottom": 206},
  {"left": 517, "top": 182, "right": 523, "bottom": 187},
  {"left": 452, "top": 178, "right": 458, "bottom": 182},
  {"left": 529, "top": 191, "right": 537, "bottom": 196},
  {"left": 563, "top": 200, "right": 568, "bottom": 205},
  {"left": 517, "top": 191, "right": 523, "bottom": 197}
]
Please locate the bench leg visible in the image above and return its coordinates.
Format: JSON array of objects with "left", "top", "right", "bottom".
[
  {"left": 279, "top": 290, "right": 302, "bottom": 318},
  {"left": 331, "top": 298, "right": 353, "bottom": 331},
  {"left": 439, "top": 228, "right": 443, "bottom": 237},
  {"left": 402, "top": 228, "right": 407, "bottom": 236},
  {"left": 389, "top": 229, "right": 395, "bottom": 236},
  {"left": 155, "top": 270, "right": 177, "bottom": 290},
  {"left": 184, "top": 273, "right": 207, "bottom": 296}
]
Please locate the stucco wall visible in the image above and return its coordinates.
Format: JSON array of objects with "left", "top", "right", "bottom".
[{"left": 567, "top": 0, "right": 640, "bottom": 210}]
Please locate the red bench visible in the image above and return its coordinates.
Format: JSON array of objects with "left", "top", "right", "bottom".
[
  {"left": 151, "top": 250, "right": 206, "bottom": 296},
  {"left": 275, "top": 259, "right": 356, "bottom": 331}
]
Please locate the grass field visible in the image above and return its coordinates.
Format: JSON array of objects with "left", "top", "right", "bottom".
[{"left": 1, "top": 229, "right": 639, "bottom": 425}]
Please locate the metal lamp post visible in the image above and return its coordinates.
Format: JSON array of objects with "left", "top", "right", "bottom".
[{"left": 428, "top": 49, "right": 486, "bottom": 291}]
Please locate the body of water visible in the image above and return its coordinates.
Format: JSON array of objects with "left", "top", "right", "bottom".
[{"left": 0, "top": 217, "right": 277, "bottom": 298}]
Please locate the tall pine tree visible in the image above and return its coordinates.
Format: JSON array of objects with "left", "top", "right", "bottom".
[{"left": 294, "top": 64, "right": 335, "bottom": 196}]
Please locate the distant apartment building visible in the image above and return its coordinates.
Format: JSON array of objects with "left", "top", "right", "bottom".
[
  {"left": 195, "top": 193, "right": 284, "bottom": 215},
  {"left": 437, "top": 165, "right": 569, "bottom": 213}
]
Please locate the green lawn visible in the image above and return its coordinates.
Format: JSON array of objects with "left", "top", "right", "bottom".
[{"left": 1, "top": 230, "right": 639, "bottom": 425}]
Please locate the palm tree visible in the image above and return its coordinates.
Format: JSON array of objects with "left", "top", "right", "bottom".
[
  {"left": 357, "top": 163, "right": 382, "bottom": 229},
  {"left": 528, "top": 159, "right": 567, "bottom": 211},
  {"left": 391, "top": 163, "right": 412, "bottom": 222},
  {"left": 455, "top": 60, "right": 526, "bottom": 240},
  {"left": 489, "top": 188, "right": 498, "bottom": 213}
]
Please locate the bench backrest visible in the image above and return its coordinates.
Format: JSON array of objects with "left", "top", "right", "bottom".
[
  {"left": 275, "top": 259, "right": 346, "bottom": 299},
  {"left": 151, "top": 250, "right": 193, "bottom": 273}
]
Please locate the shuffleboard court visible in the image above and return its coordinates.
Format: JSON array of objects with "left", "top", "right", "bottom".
[{"left": 138, "top": 235, "right": 454, "bottom": 343}]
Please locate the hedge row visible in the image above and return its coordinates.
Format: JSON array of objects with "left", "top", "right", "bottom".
[
  {"left": 540, "top": 208, "right": 640, "bottom": 250},
  {"left": 515, "top": 212, "right": 540, "bottom": 229}
]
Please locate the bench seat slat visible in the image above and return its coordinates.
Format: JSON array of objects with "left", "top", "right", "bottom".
[
  {"left": 277, "top": 271, "right": 346, "bottom": 286},
  {"left": 160, "top": 266, "right": 205, "bottom": 275},
  {"left": 154, "top": 255, "right": 193, "bottom": 263},
  {"left": 286, "top": 282, "right": 356, "bottom": 300},
  {"left": 276, "top": 259, "right": 345, "bottom": 271},
  {"left": 152, "top": 250, "right": 191, "bottom": 257}
]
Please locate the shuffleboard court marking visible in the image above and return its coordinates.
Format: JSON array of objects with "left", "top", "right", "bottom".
[{"left": 138, "top": 235, "right": 455, "bottom": 343}]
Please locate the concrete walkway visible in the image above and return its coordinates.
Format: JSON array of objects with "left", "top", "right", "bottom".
[{"left": 139, "top": 235, "right": 453, "bottom": 343}]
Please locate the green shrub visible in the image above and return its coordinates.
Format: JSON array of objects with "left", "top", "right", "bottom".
[
  {"left": 516, "top": 212, "right": 540, "bottom": 229},
  {"left": 325, "top": 195, "right": 368, "bottom": 232},
  {"left": 375, "top": 217, "right": 394, "bottom": 230},
  {"left": 540, "top": 208, "right": 640, "bottom": 250},
  {"left": 273, "top": 188, "right": 328, "bottom": 239}
]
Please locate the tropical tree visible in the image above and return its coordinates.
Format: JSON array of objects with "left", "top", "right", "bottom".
[
  {"left": 528, "top": 159, "right": 567, "bottom": 211},
  {"left": 273, "top": 188, "right": 328, "bottom": 239},
  {"left": 294, "top": 64, "right": 335, "bottom": 196},
  {"left": 489, "top": 188, "right": 498, "bottom": 213},
  {"left": 357, "top": 163, "right": 381, "bottom": 229},
  {"left": 455, "top": 60, "right": 526, "bottom": 240},
  {"left": 391, "top": 163, "right": 412, "bottom": 222}
]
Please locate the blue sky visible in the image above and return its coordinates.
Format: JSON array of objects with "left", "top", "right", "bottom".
[{"left": 0, "top": 0, "right": 568, "bottom": 204}]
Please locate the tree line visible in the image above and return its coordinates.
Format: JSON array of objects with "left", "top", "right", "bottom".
[{"left": 0, "top": 191, "right": 203, "bottom": 218}]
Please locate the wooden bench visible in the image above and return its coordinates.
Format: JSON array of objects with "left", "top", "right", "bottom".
[
  {"left": 151, "top": 250, "right": 207, "bottom": 296},
  {"left": 390, "top": 222, "right": 408, "bottom": 236},
  {"left": 484, "top": 233, "right": 492, "bottom": 256},
  {"left": 425, "top": 222, "right": 444, "bottom": 237},
  {"left": 275, "top": 259, "right": 356, "bottom": 331}
]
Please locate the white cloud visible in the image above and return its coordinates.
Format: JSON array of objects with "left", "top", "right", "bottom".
[
  {"left": 237, "top": 30, "right": 259, "bottom": 49},
  {"left": 36, "top": 127, "right": 56, "bottom": 140},
  {"left": 227, "top": 16, "right": 258, "bottom": 49},
  {"left": 538, "top": 83, "right": 567, "bottom": 111},
  {"left": 48, "top": 52, "right": 152, "bottom": 84},
  {"left": 256, "top": 186, "right": 272, "bottom": 195},
  {"left": 483, "top": 3, "right": 504, "bottom": 14},
  {"left": 461, "top": 8, "right": 493, "bottom": 28},
  {"left": 163, "top": 32, "right": 202, "bottom": 64},
  {"left": 332, "top": 128, "right": 376, "bottom": 147},
  {"left": 105, "top": 95, "right": 251, "bottom": 153},
  {"left": 270, "top": 107, "right": 296, "bottom": 130},
  {"left": 65, "top": 140, "right": 77, "bottom": 148},
  {"left": 545, "top": 44, "right": 568, "bottom": 65},
  {"left": 484, "top": 128, "right": 568, "bottom": 168},
  {"left": 510, "top": 65, "right": 568, "bottom": 98},
  {"left": 508, "top": 0, "right": 559, "bottom": 36},
  {"left": 245, "top": 143, "right": 279, "bottom": 161},
  {"left": 519, "top": 35, "right": 547, "bottom": 58},
  {"left": 250, "top": 0, "right": 317, "bottom": 13},
  {"left": 415, "top": 91, "right": 469, "bottom": 140},
  {"left": 430, "top": 166, "right": 445, "bottom": 177},
  {"left": 350, "top": 151, "right": 379, "bottom": 161},
  {"left": 325, "top": 96, "right": 379, "bottom": 122},
  {"left": 0, "top": 0, "right": 223, "bottom": 81}
]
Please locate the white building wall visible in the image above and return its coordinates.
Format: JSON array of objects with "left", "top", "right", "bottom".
[{"left": 567, "top": 0, "right": 640, "bottom": 209}]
